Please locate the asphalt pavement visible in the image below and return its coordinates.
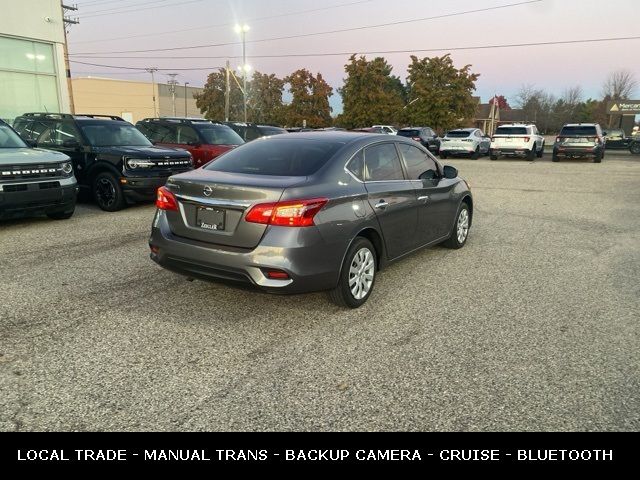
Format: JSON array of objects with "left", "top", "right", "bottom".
[{"left": 1, "top": 152, "right": 638, "bottom": 431}]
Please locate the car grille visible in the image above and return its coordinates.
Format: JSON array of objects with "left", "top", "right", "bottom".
[{"left": 0, "top": 164, "right": 65, "bottom": 180}]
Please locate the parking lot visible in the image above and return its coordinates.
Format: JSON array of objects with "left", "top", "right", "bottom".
[{"left": 1, "top": 152, "right": 638, "bottom": 432}]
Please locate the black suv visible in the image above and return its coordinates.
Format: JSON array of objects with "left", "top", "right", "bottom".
[
  {"left": 602, "top": 129, "right": 632, "bottom": 150},
  {"left": 222, "top": 122, "right": 287, "bottom": 142},
  {"left": 1, "top": 119, "right": 77, "bottom": 220},
  {"left": 552, "top": 123, "right": 605, "bottom": 163},
  {"left": 397, "top": 127, "right": 440, "bottom": 154},
  {"left": 13, "top": 113, "right": 193, "bottom": 211}
]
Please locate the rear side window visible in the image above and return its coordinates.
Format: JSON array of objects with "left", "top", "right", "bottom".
[
  {"left": 197, "top": 125, "right": 244, "bottom": 145},
  {"left": 38, "top": 121, "right": 82, "bottom": 147},
  {"left": 347, "top": 150, "right": 364, "bottom": 180},
  {"left": 560, "top": 126, "right": 597, "bottom": 136},
  {"left": 495, "top": 127, "right": 528, "bottom": 135},
  {"left": 364, "top": 143, "right": 404, "bottom": 182},
  {"left": 137, "top": 122, "right": 173, "bottom": 143},
  {"left": 205, "top": 138, "right": 340, "bottom": 176},
  {"left": 18, "top": 120, "right": 50, "bottom": 141},
  {"left": 446, "top": 131, "right": 471, "bottom": 138}
]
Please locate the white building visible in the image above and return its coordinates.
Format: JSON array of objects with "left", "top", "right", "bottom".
[{"left": 0, "top": 0, "right": 72, "bottom": 123}]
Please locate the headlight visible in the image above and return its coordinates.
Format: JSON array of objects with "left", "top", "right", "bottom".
[
  {"left": 61, "top": 162, "right": 73, "bottom": 175},
  {"left": 127, "top": 158, "right": 155, "bottom": 169}
]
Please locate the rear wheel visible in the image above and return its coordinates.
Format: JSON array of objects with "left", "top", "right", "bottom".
[
  {"left": 442, "top": 203, "right": 470, "bottom": 249},
  {"left": 552, "top": 153, "right": 560, "bottom": 162},
  {"left": 536, "top": 142, "right": 544, "bottom": 158},
  {"left": 630, "top": 142, "right": 640, "bottom": 155},
  {"left": 471, "top": 147, "right": 480, "bottom": 159},
  {"left": 594, "top": 150, "right": 603, "bottom": 163},
  {"left": 527, "top": 145, "right": 536, "bottom": 161},
  {"left": 329, "top": 237, "right": 377, "bottom": 309},
  {"left": 93, "top": 172, "right": 126, "bottom": 212}
]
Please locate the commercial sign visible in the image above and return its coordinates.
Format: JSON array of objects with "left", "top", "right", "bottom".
[{"left": 607, "top": 101, "right": 640, "bottom": 114}]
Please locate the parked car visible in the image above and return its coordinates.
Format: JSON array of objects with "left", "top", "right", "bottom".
[
  {"left": 0, "top": 119, "right": 77, "bottom": 220},
  {"left": 552, "top": 123, "right": 605, "bottom": 163},
  {"left": 397, "top": 127, "right": 440, "bottom": 154},
  {"left": 286, "top": 127, "right": 316, "bottom": 133},
  {"left": 602, "top": 128, "right": 632, "bottom": 150},
  {"left": 13, "top": 113, "right": 193, "bottom": 211},
  {"left": 136, "top": 118, "right": 243, "bottom": 168},
  {"left": 629, "top": 137, "right": 640, "bottom": 155},
  {"left": 149, "top": 132, "right": 473, "bottom": 308},
  {"left": 439, "top": 128, "right": 491, "bottom": 159},
  {"left": 372, "top": 125, "right": 398, "bottom": 135},
  {"left": 222, "top": 122, "right": 287, "bottom": 141},
  {"left": 490, "top": 123, "right": 544, "bottom": 160},
  {"left": 351, "top": 127, "right": 386, "bottom": 134}
]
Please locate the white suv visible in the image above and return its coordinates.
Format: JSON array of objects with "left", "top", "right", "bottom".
[
  {"left": 490, "top": 124, "right": 544, "bottom": 160},
  {"left": 372, "top": 125, "right": 397, "bottom": 135},
  {"left": 439, "top": 128, "right": 491, "bottom": 159}
]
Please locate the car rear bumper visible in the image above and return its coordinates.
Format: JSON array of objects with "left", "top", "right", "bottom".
[
  {"left": 439, "top": 146, "right": 476, "bottom": 155},
  {"left": 554, "top": 146, "right": 603, "bottom": 157},
  {"left": 0, "top": 180, "right": 78, "bottom": 219},
  {"left": 148, "top": 210, "right": 346, "bottom": 294},
  {"left": 490, "top": 147, "right": 531, "bottom": 156}
]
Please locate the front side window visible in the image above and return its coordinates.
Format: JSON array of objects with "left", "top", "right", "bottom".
[
  {"left": 364, "top": 143, "right": 405, "bottom": 182},
  {"left": 79, "top": 122, "right": 152, "bottom": 147},
  {"left": 0, "top": 122, "right": 28, "bottom": 149},
  {"left": 398, "top": 144, "right": 438, "bottom": 180}
]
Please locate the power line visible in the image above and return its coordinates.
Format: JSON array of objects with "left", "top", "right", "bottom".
[
  {"left": 68, "top": 35, "right": 640, "bottom": 63},
  {"left": 70, "top": 60, "right": 224, "bottom": 71},
  {"left": 71, "top": 0, "right": 374, "bottom": 44},
  {"left": 70, "top": 0, "right": 543, "bottom": 55},
  {"left": 81, "top": 0, "right": 170, "bottom": 15},
  {"left": 82, "top": 0, "right": 205, "bottom": 18}
]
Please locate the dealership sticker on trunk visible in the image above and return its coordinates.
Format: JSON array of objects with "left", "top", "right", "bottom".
[{"left": 197, "top": 207, "right": 225, "bottom": 231}]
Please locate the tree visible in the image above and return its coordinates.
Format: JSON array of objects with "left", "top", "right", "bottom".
[
  {"left": 602, "top": 70, "right": 638, "bottom": 100},
  {"left": 283, "top": 69, "right": 333, "bottom": 128},
  {"left": 514, "top": 85, "right": 556, "bottom": 132},
  {"left": 404, "top": 54, "right": 479, "bottom": 132},
  {"left": 338, "top": 55, "right": 405, "bottom": 128},
  {"left": 195, "top": 69, "right": 245, "bottom": 121},
  {"left": 489, "top": 95, "right": 511, "bottom": 110},
  {"left": 248, "top": 71, "right": 285, "bottom": 125}
]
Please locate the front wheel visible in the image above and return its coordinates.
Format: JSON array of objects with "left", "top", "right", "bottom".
[
  {"left": 630, "top": 142, "right": 640, "bottom": 155},
  {"left": 442, "top": 203, "right": 470, "bottom": 249},
  {"left": 93, "top": 172, "right": 126, "bottom": 212},
  {"left": 329, "top": 237, "right": 377, "bottom": 309}
]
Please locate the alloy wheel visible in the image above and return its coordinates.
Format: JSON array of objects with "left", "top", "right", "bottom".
[
  {"left": 96, "top": 178, "right": 116, "bottom": 208},
  {"left": 457, "top": 209, "right": 470, "bottom": 244},
  {"left": 348, "top": 248, "right": 375, "bottom": 300}
]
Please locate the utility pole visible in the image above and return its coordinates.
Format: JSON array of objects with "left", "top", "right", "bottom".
[
  {"left": 184, "top": 82, "right": 190, "bottom": 117},
  {"left": 234, "top": 25, "right": 250, "bottom": 123},
  {"left": 225, "top": 61, "right": 230, "bottom": 121},
  {"left": 145, "top": 68, "right": 159, "bottom": 117},
  {"left": 61, "top": 3, "right": 79, "bottom": 114},
  {"left": 167, "top": 73, "right": 179, "bottom": 117}
]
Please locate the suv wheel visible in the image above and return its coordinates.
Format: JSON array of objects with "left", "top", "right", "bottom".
[
  {"left": 527, "top": 144, "right": 536, "bottom": 161},
  {"left": 536, "top": 143, "right": 544, "bottom": 158},
  {"left": 630, "top": 142, "right": 640, "bottom": 155},
  {"left": 471, "top": 147, "right": 480, "bottom": 159},
  {"left": 93, "top": 172, "right": 125, "bottom": 212},
  {"left": 442, "top": 203, "right": 471, "bottom": 249},
  {"left": 594, "top": 150, "right": 603, "bottom": 163},
  {"left": 552, "top": 153, "right": 560, "bottom": 162},
  {"left": 329, "top": 237, "right": 377, "bottom": 309}
]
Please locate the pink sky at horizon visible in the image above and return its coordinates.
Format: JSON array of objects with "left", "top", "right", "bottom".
[{"left": 68, "top": 0, "right": 640, "bottom": 113}]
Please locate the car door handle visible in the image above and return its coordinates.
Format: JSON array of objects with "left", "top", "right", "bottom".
[
  {"left": 418, "top": 196, "right": 429, "bottom": 201},
  {"left": 375, "top": 200, "right": 389, "bottom": 210}
]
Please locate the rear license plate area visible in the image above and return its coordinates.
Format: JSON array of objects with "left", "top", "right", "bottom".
[{"left": 196, "top": 206, "right": 225, "bottom": 231}]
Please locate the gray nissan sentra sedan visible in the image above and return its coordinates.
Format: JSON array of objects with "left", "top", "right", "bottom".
[{"left": 149, "top": 132, "right": 473, "bottom": 308}]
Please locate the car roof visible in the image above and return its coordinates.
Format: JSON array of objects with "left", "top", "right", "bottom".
[
  {"left": 564, "top": 123, "right": 598, "bottom": 127},
  {"left": 448, "top": 128, "right": 475, "bottom": 132},
  {"left": 497, "top": 123, "right": 533, "bottom": 127}
]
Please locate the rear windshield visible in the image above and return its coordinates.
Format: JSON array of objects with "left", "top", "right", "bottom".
[
  {"left": 560, "top": 126, "right": 597, "bottom": 136},
  {"left": 495, "top": 127, "right": 528, "bottom": 135},
  {"left": 205, "top": 138, "right": 341, "bottom": 176},
  {"left": 196, "top": 125, "right": 244, "bottom": 145},
  {"left": 398, "top": 130, "right": 420, "bottom": 137},
  {"left": 79, "top": 122, "right": 152, "bottom": 147},
  {"left": 259, "top": 126, "right": 287, "bottom": 136},
  {"left": 446, "top": 131, "right": 471, "bottom": 138},
  {"left": 0, "top": 122, "right": 28, "bottom": 149}
]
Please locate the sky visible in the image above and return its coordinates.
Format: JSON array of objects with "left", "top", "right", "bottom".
[{"left": 67, "top": 0, "right": 640, "bottom": 114}]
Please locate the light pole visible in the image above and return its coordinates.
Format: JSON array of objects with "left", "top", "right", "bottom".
[
  {"left": 184, "top": 82, "right": 190, "bottom": 117},
  {"left": 167, "top": 73, "right": 179, "bottom": 117},
  {"left": 145, "top": 67, "right": 159, "bottom": 117},
  {"left": 234, "top": 24, "right": 250, "bottom": 123}
]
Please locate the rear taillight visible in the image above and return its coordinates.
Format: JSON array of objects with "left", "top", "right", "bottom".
[
  {"left": 245, "top": 198, "right": 328, "bottom": 227},
  {"left": 556, "top": 136, "right": 563, "bottom": 143},
  {"left": 156, "top": 186, "right": 178, "bottom": 211},
  {"left": 491, "top": 137, "right": 495, "bottom": 142},
  {"left": 524, "top": 137, "right": 530, "bottom": 143},
  {"left": 595, "top": 136, "right": 602, "bottom": 144},
  {"left": 412, "top": 137, "right": 421, "bottom": 142}
]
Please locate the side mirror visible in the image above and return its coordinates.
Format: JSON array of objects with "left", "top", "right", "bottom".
[{"left": 443, "top": 165, "right": 458, "bottom": 179}]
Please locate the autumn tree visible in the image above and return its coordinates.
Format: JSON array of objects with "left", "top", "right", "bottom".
[
  {"left": 338, "top": 55, "right": 405, "bottom": 129},
  {"left": 489, "top": 95, "right": 511, "bottom": 110},
  {"left": 404, "top": 55, "right": 479, "bottom": 132},
  {"left": 194, "top": 69, "right": 245, "bottom": 121},
  {"left": 283, "top": 69, "right": 333, "bottom": 128},
  {"left": 248, "top": 71, "right": 285, "bottom": 125}
]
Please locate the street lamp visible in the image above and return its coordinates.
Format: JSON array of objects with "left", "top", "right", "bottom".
[
  {"left": 234, "top": 24, "right": 250, "bottom": 123},
  {"left": 184, "top": 82, "right": 190, "bottom": 117}
]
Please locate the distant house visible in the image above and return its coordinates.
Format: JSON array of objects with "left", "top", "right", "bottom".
[{"left": 473, "top": 98, "right": 526, "bottom": 135}]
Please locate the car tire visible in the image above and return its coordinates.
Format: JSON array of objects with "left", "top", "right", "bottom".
[
  {"left": 527, "top": 145, "right": 536, "bottom": 161},
  {"left": 471, "top": 147, "right": 480, "bottom": 159},
  {"left": 93, "top": 172, "right": 126, "bottom": 212},
  {"left": 442, "top": 202, "right": 471, "bottom": 250},
  {"left": 440, "top": 152, "right": 448, "bottom": 159},
  {"left": 490, "top": 154, "right": 498, "bottom": 160},
  {"left": 536, "top": 143, "right": 544, "bottom": 158},
  {"left": 594, "top": 151, "right": 603, "bottom": 163},
  {"left": 552, "top": 153, "right": 560, "bottom": 162},
  {"left": 329, "top": 237, "right": 377, "bottom": 309},
  {"left": 630, "top": 142, "right": 640, "bottom": 155},
  {"left": 47, "top": 208, "right": 75, "bottom": 220}
]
